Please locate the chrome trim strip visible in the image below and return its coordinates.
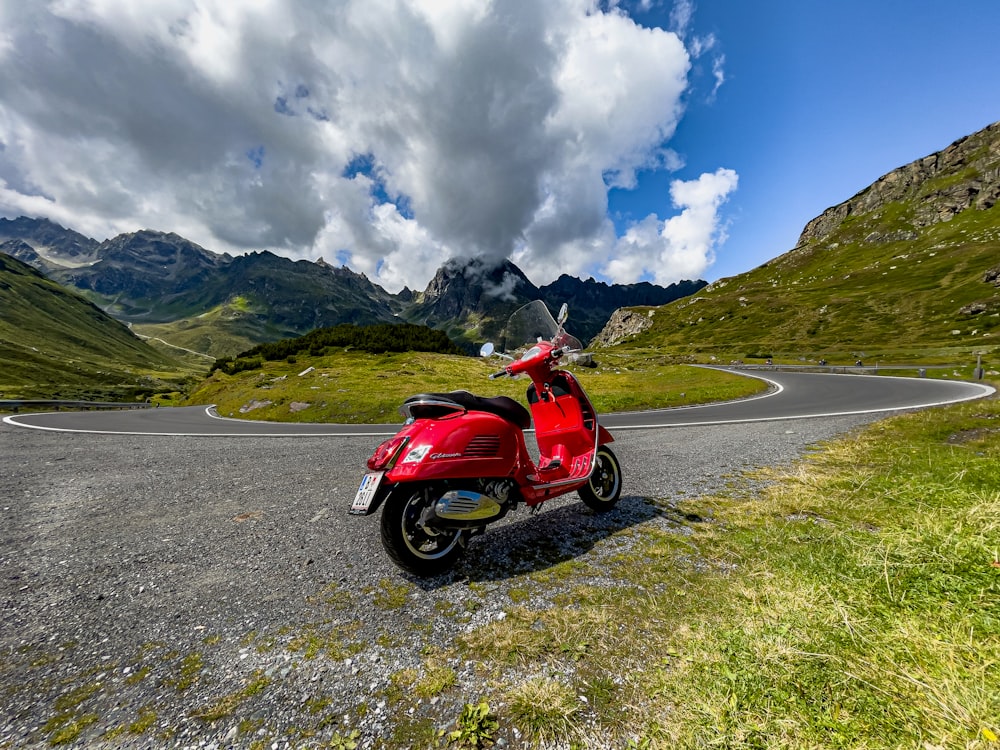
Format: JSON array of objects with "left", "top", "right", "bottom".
[{"left": 399, "top": 398, "right": 467, "bottom": 420}]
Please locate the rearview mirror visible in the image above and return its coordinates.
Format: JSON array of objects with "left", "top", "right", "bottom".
[
  {"left": 557, "top": 303, "right": 568, "bottom": 325},
  {"left": 479, "top": 342, "right": 495, "bottom": 358}
]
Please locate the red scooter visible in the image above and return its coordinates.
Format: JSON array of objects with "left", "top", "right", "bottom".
[{"left": 350, "top": 300, "right": 622, "bottom": 576}]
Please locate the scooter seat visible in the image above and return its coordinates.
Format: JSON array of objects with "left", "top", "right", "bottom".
[{"left": 404, "top": 390, "right": 531, "bottom": 430}]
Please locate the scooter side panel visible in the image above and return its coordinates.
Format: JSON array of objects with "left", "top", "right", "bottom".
[
  {"left": 386, "top": 412, "right": 522, "bottom": 482},
  {"left": 560, "top": 371, "right": 613, "bottom": 445},
  {"left": 532, "top": 393, "right": 593, "bottom": 459}
]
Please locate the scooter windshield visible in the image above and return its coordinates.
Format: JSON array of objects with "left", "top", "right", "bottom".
[{"left": 500, "top": 300, "right": 582, "bottom": 357}]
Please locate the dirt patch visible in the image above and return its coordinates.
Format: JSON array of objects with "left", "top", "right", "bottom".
[{"left": 945, "top": 426, "right": 1000, "bottom": 444}]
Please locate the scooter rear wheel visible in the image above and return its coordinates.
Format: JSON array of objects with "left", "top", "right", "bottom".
[
  {"left": 578, "top": 446, "right": 622, "bottom": 512},
  {"left": 380, "top": 484, "right": 465, "bottom": 576}
]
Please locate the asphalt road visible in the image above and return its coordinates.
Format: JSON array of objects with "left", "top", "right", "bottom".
[{"left": 3, "top": 369, "right": 993, "bottom": 436}]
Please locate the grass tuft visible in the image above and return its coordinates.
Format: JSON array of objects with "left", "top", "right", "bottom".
[
  {"left": 189, "top": 672, "right": 271, "bottom": 723},
  {"left": 505, "top": 677, "right": 582, "bottom": 743}
]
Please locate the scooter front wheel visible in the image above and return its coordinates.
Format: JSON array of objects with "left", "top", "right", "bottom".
[
  {"left": 380, "top": 484, "right": 465, "bottom": 576},
  {"left": 578, "top": 446, "right": 622, "bottom": 512}
]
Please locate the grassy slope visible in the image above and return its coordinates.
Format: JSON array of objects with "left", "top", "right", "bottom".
[
  {"left": 189, "top": 349, "right": 766, "bottom": 423},
  {"left": 131, "top": 296, "right": 296, "bottom": 359},
  {"left": 0, "top": 253, "right": 202, "bottom": 400},
  {"left": 614, "top": 202, "right": 1000, "bottom": 365},
  {"left": 450, "top": 387, "right": 1000, "bottom": 748}
]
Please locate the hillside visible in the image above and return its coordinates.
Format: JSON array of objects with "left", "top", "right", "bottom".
[
  {"left": 0, "top": 252, "right": 195, "bottom": 400},
  {"left": 597, "top": 121, "right": 1000, "bottom": 364},
  {"left": 128, "top": 297, "right": 295, "bottom": 360}
]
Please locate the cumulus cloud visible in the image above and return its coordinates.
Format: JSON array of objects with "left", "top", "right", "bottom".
[
  {"left": 0, "top": 0, "right": 736, "bottom": 292},
  {"left": 602, "top": 168, "right": 738, "bottom": 286}
]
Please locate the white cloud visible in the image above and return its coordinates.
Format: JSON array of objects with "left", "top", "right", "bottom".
[
  {"left": 669, "top": 0, "right": 694, "bottom": 37},
  {"left": 0, "top": 0, "right": 737, "bottom": 293},
  {"left": 710, "top": 53, "right": 726, "bottom": 100},
  {"left": 601, "top": 168, "right": 739, "bottom": 285}
]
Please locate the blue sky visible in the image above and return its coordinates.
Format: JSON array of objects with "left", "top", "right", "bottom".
[
  {"left": 0, "top": 1, "right": 998, "bottom": 293},
  {"left": 614, "top": 0, "right": 1000, "bottom": 280}
]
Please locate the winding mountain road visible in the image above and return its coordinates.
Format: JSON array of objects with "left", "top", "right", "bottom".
[{"left": 3, "top": 369, "right": 993, "bottom": 435}]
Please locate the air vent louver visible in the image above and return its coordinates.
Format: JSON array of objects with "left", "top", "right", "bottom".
[{"left": 463, "top": 435, "right": 501, "bottom": 458}]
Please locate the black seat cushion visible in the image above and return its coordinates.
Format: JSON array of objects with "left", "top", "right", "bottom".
[{"left": 404, "top": 390, "right": 531, "bottom": 430}]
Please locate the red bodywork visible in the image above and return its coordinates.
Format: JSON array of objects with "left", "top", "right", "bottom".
[{"left": 365, "top": 340, "right": 613, "bottom": 509}]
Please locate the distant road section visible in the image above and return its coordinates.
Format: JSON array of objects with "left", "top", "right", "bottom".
[
  {"left": 3, "top": 369, "right": 994, "bottom": 437},
  {"left": 3, "top": 404, "right": 394, "bottom": 436},
  {"left": 600, "top": 369, "right": 995, "bottom": 430}
]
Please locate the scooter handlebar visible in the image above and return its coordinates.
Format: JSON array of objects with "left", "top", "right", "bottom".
[{"left": 488, "top": 344, "right": 565, "bottom": 380}]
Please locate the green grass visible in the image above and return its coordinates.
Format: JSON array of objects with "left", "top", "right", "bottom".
[
  {"left": 390, "top": 661, "right": 459, "bottom": 701},
  {"left": 454, "top": 386, "right": 1000, "bottom": 748},
  {"left": 132, "top": 296, "right": 299, "bottom": 360},
  {"left": 186, "top": 349, "right": 766, "bottom": 423}
]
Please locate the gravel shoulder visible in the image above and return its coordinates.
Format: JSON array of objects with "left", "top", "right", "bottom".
[{"left": 0, "top": 414, "right": 881, "bottom": 749}]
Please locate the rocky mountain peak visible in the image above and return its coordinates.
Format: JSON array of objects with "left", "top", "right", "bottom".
[
  {"left": 418, "top": 257, "right": 538, "bottom": 318},
  {"left": 0, "top": 216, "right": 100, "bottom": 268},
  {"left": 424, "top": 257, "right": 533, "bottom": 299},
  {"left": 97, "top": 230, "right": 224, "bottom": 269},
  {"left": 797, "top": 120, "right": 1000, "bottom": 248}
]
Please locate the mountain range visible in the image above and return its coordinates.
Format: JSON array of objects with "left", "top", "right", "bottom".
[{"left": 0, "top": 216, "right": 704, "bottom": 357}]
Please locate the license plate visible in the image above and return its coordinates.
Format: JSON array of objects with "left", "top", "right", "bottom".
[{"left": 350, "top": 471, "right": 384, "bottom": 515}]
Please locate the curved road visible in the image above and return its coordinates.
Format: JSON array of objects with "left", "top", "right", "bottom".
[{"left": 3, "top": 368, "right": 994, "bottom": 435}]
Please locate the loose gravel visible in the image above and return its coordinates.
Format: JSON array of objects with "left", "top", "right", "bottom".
[{"left": 0, "top": 413, "right": 882, "bottom": 749}]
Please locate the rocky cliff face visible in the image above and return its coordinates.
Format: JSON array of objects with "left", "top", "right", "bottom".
[
  {"left": 797, "top": 121, "right": 1000, "bottom": 247},
  {"left": 590, "top": 308, "right": 655, "bottom": 347},
  {"left": 0, "top": 216, "right": 99, "bottom": 266}
]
